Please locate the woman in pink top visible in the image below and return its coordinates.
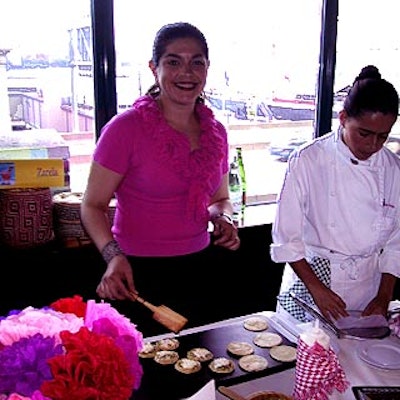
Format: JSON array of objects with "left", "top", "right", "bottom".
[{"left": 81, "top": 22, "right": 240, "bottom": 335}]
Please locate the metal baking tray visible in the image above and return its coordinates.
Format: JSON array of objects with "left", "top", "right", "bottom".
[{"left": 133, "top": 315, "right": 296, "bottom": 400}]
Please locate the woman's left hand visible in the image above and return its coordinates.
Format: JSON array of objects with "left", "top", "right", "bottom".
[
  {"left": 362, "top": 297, "right": 390, "bottom": 317},
  {"left": 212, "top": 218, "right": 240, "bottom": 250}
]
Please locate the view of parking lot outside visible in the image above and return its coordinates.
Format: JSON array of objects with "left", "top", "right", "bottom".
[{"left": 1, "top": 0, "right": 400, "bottom": 207}]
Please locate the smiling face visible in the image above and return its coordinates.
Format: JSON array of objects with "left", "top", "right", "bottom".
[
  {"left": 149, "top": 37, "right": 209, "bottom": 106},
  {"left": 339, "top": 109, "right": 397, "bottom": 160}
]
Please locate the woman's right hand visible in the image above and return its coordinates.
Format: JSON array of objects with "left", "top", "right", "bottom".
[
  {"left": 312, "top": 285, "right": 349, "bottom": 321},
  {"left": 290, "top": 259, "right": 349, "bottom": 321},
  {"left": 96, "top": 255, "right": 136, "bottom": 300}
]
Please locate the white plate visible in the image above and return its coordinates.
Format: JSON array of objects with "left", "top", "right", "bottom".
[{"left": 357, "top": 337, "right": 400, "bottom": 370}]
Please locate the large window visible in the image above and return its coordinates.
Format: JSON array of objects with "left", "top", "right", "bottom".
[
  {"left": 1, "top": 0, "right": 93, "bottom": 192},
  {"left": 335, "top": 0, "right": 400, "bottom": 151},
  {"left": 1, "top": 0, "right": 399, "bottom": 207},
  {"left": 113, "top": 0, "right": 322, "bottom": 204}
]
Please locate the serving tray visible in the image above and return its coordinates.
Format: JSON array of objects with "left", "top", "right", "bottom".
[{"left": 133, "top": 316, "right": 296, "bottom": 400}]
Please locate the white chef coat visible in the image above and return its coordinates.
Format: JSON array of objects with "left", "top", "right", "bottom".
[{"left": 270, "top": 127, "right": 400, "bottom": 313}]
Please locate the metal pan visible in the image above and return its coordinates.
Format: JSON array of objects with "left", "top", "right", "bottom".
[{"left": 288, "top": 292, "right": 391, "bottom": 340}]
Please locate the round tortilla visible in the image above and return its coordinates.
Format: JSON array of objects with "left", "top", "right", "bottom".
[
  {"left": 208, "top": 357, "right": 235, "bottom": 374},
  {"left": 253, "top": 332, "right": 283, "bottom": 348},
  {"left": 238, "top": 354, "right": 269, "bottom": 372},
  {"left": 187, "top": 347, "right": 214, "bottom": 362},
  {"left": 156, "top": 338, "right": 180, "bottom": 351},
  {"left": 227, "top": 341, "right": 254, "bottom": 356},
  {"left": 154, "top": 350, "right": 179, "bottom": 365},
  {"left": 243, "top": 316, "right": 269, "bottom": 331},
  {"left": 174, "top": 358, "right": 202, "bottom": 374},
  {"left": 138, "top": 342, "right": 157, "bottom": 358},
  {"left": 269, "top": 345, "right": 297, "bottom": 362}
]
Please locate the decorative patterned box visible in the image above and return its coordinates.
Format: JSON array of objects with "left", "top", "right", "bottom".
[{"left": 0, "top": 187, "right": 54, "bottom": 248}]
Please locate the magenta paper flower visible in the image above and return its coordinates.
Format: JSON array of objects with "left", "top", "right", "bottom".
[{"left": 85, "top": 301, "right": 144, "bottom": 390}]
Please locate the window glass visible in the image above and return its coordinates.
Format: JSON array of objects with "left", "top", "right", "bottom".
[
  {"left": 1, "top": 0, "right": 92, "bottom": 192},
  {"left": 113, "top": 0, "right": 322, "bottom": 204},
  {"left": 336, "top": 0, "right": 400, "bottom": 155},
  {"left": 3, "top": 1, "right": 398, "bottom": 215},
  {"left": 1, "top": 0, "right": 323, "bottom": 202}
]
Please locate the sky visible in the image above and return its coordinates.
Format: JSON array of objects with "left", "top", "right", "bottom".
[{"left": 1, "top": 0, "right": 88, "bottom": 56}]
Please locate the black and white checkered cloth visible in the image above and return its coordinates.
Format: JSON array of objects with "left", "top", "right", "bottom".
[{"left": 277, "top": 257, "right": 331, "bottom": 322}]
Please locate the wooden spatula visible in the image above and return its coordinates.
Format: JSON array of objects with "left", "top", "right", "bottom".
[
  {"left": 218, "top": 386, "right": 247, "bottom": 400},
  {"left": 130, "top": 292, "right": 188, "bottom": 333}
]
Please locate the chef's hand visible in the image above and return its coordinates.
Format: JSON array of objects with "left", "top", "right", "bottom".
[
  {"left": 96, "top": 255, "right": 136, "bottom": 300},
  {"left": 362, "top": 296, "right": 389, "bottom": 317},
  {"left": 212, "top": 217, "right": 240, "bottom": 250},
  {"left": 362, "top": 273, "right": 396, "bottom": 317},
  {"left": 312, "top": 285, "right": 349, "bottom": 321}
]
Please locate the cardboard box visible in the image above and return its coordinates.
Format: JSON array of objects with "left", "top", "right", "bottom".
[{"left": 0, "top": 159, "right": 65, "bottom": 189}]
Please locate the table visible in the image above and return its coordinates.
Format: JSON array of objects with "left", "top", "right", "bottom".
[
  {"left": 145, "top": 310, "right": 400, "bottom": 400},
  {"left": 214, "top": 312, "right": 400, "bottom": 400},
  {"left": 215, "top": 336, "right": 400, "bottom": 400}
]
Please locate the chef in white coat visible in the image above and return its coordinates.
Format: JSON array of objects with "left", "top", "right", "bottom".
[{"left": 270, "top": 65, "right": 400, "bottom": 322}]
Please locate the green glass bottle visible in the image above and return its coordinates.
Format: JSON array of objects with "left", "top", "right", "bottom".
[
  {"left": 229, "top": 156, "right": 242, "bottom": 219},
  {"left": 236, "top": 147, "right": 246, "bottom": 209}
]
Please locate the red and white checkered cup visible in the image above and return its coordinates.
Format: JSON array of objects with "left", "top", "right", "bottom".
[{"left": 293, "top": 325, "right": 349, "bottom": 400}]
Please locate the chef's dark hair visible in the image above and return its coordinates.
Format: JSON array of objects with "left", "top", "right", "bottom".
[
  {"left": 344, "top": 65, "right": 399, "bottom": 118},
  {"left": 146, "top": 22, "right": 208, "bottom": 103}
]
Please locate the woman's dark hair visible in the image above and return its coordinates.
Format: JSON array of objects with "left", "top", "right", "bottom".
[
  {"left": 151, "top": 22, "right": 209, "bottom": 66},
  {"left": 146, "top": 22, "right": 208, "bottom": 103},
  {"left": 344, "top": 65, "right": 399, "bottom": 118}
]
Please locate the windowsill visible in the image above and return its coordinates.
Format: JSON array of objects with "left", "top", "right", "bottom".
[
  {"left": 208, "top": 202, "right": 276, "bottom": 233},
  {"left": 235, "top": 202, "right": 277, "bottom": 228},
  {"left": 246, "top": 193, "right": 277, "bottom": 205}
]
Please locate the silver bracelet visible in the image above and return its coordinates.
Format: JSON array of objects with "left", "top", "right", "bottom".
[
  {"left": 213, "top": 212, "right": 234, "bottom": 226},
  {"left": 101, "top": 239, "right": 124, "bottom": 264}
]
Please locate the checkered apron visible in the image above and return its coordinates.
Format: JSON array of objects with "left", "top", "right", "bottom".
[
  {"left": 277, "top": 257, "right": 331, "bottom": 322},
  {"left": 293, "top": 338, "right": 349, "bottom": 400}
]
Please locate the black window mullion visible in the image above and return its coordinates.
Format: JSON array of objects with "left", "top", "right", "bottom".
[
  {"left": 91, "top": 0, "right": 117, "bottom": 141},
  {"left": 315, "top": 0, "right": 338, "bottom": 137}
]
